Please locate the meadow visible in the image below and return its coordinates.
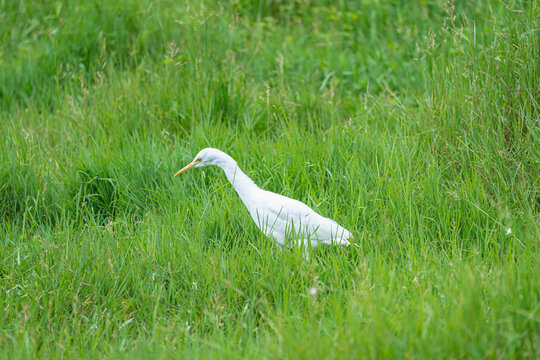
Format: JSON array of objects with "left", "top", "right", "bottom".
[{"left": 0, "top": 0, "right": 539, "bottom": 358}]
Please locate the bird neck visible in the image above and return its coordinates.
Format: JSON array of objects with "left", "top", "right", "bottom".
[{"left": 217, "top": 157, "right": 260, "bottom": 202}]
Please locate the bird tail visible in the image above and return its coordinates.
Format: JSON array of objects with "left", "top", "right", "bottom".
[{"left": 335, "top": 228, "right": 351, "bottom": 246}]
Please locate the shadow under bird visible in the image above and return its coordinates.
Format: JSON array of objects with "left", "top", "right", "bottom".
[{"left": 174, "top": 148, "right": 351, "bottom": 253}]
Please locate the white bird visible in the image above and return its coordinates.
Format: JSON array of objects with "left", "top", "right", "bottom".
[{"left": 174, "top": 148, "right": 351, "bottom": 254}]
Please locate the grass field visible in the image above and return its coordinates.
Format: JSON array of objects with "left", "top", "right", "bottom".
[{"left": 1, "top": 0, "right": 539, "bottom": 358}]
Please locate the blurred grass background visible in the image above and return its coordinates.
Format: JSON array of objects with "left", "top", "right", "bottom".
[{"left": 0, "top": 0, "right": 539, "bottom": 358}]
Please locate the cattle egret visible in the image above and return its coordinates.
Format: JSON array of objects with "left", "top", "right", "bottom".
[{"left": 174, "top": 148, "right": 351, "bottom": 253}]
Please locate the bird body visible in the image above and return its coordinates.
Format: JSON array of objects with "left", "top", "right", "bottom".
[{"left": 175, "top": 148, "right": 351, "bottom": 250}]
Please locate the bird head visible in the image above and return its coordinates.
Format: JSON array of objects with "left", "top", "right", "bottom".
[{"left": 174, "top": 148, "right": 231, "bottom": 176}]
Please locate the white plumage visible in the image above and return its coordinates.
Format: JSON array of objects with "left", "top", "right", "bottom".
[{"left": 175, "top": 148, "right": 351, "bottom": 251}]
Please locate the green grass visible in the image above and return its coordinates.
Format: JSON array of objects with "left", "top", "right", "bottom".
[{"left": 1, "top": 0, "right": 539, "bottom": 358}]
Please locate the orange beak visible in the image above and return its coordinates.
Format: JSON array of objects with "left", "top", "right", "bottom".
[{"left": 174, "top": 159, "right": 202, "bottom": 177}]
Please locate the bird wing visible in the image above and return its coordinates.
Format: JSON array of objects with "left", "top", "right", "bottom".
[{"left": 252, "top": 191, "right": 351, "bottom": 245}]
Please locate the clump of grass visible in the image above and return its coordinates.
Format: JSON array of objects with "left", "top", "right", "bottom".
[
  {"left": 0, "top": 159, "right": 58, "bottom": 226},
  {"left": 71, "top": 168, "right": 120, "bottom": 221}
]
